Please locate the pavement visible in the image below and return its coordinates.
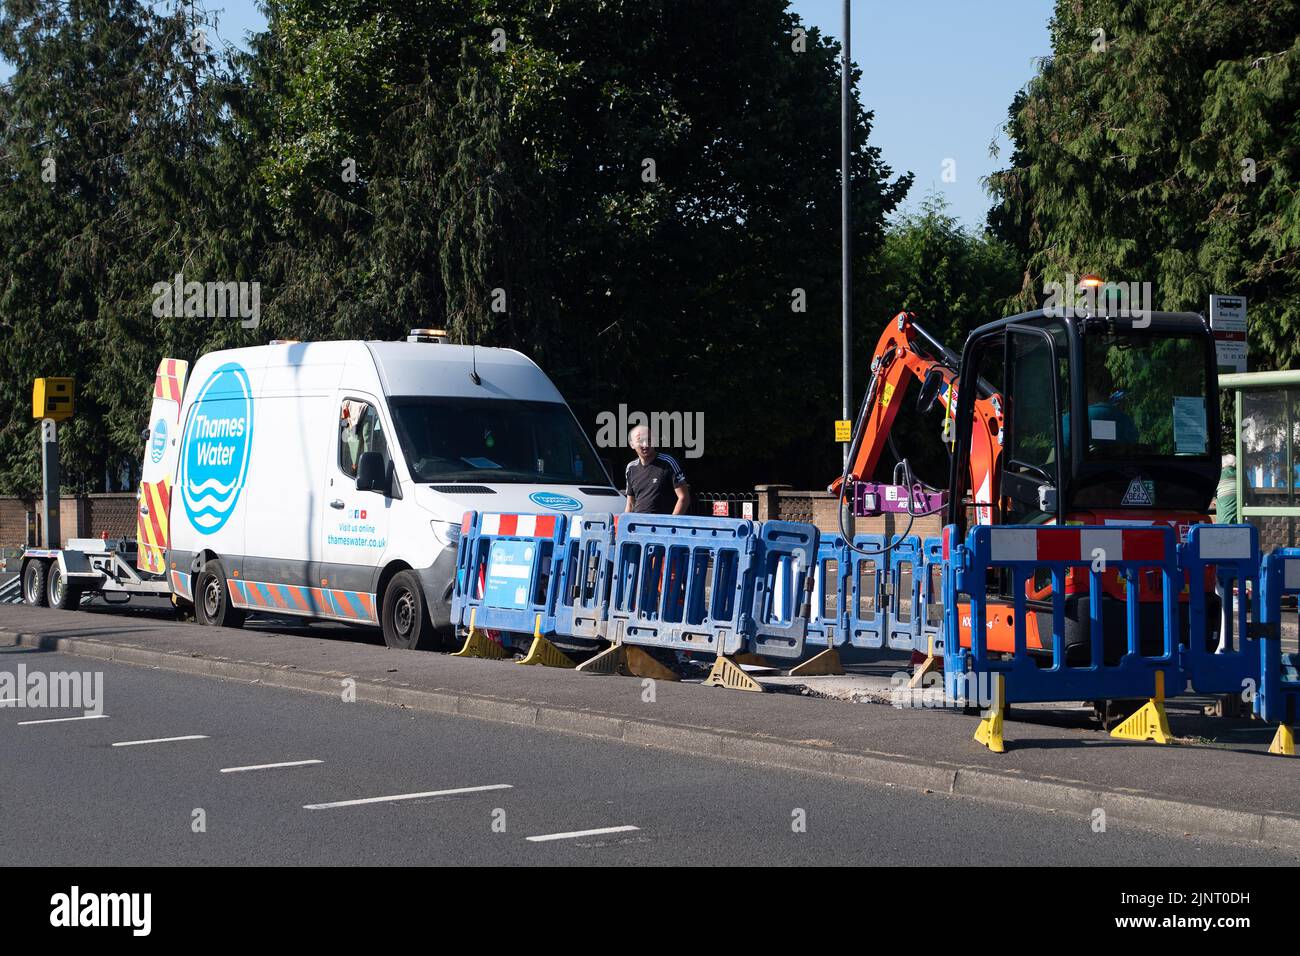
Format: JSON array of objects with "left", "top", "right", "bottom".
[
  {"left": 1, "top": 599, "right": 1299, "bottom": 853},
  {"left": 2, "top": 645, "right": 1295, "bottom": 865}
]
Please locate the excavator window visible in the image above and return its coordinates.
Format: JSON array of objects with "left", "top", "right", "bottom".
[
  {"left": 1003, "top": 327, "right": 1063, "bottom": 525},
  {"left": 1078, "top": 332, "right": 1209, "bottom": 458}
]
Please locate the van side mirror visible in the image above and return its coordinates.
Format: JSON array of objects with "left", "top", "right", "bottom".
[{"left": 356, "top": 451, "right": 386, "bottom": 493}]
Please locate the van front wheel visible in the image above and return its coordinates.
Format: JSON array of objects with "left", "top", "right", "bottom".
[
  {"left": 381, "top": 571, "right": 437, "bottom": 650},
  {"left": 195, "top": 561, "right": 246, "bottom": 629}
]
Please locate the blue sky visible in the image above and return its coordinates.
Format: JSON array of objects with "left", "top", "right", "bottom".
[{"left": 2, "top": 1, "right": 1056, "bottom": 227}]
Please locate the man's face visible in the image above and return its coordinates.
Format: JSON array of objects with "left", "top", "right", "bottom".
[{"left": 630, "top": 428, "right": 653, "bottom": 462}]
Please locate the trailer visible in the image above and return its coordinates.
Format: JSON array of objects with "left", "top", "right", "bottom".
[{"left": 19, "top": 536, "right": 173, "bottom": 610}]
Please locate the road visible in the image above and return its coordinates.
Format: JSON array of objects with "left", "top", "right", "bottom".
[{"left": 1, "top": 644, "right": 1295, "bottom": 866}]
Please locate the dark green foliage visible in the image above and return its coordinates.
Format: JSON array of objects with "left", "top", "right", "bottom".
[{"left": 987, "top": 0, "right": 1300, "bottom": 370}]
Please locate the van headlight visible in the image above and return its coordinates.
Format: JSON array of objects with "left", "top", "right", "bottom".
[{"left": 430, "top": 519, "right": 461, "bottom": 548}]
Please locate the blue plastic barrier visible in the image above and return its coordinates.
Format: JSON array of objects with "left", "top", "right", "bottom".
[
  {"left": 886, "top": 535, "right": 923, "bottom": 651},
  {"left": 944, "top": 523, "right": 1181, "bottom": 705},
  {"left": 606, "top": 513, "right": 758, "bottom": 656},
  {"left": 805, "top": 535, "right": 850, "bottom": 650},
  {"left": 452, "top": 511, "right": 569, "bottom": 636},
  {"left": 1258, "top": 548, "right": 1300, "bottom": 724},
  {"left": 553, "top": 513, "right": 617, "bottom": 642},
  {"left": 847, "top": 534, "right": 887, "bottom": 648},
  {"left": 1181, "top": 524, "right": 1261, "bottom": 696},
  {"left": 919, "top": 537, "right": 944, "bottom": 655},
  {"left": 749, "top": 520, "right": 819, "bottom": 660}
]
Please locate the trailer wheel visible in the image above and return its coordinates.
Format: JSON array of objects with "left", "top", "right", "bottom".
[
  {"left": 46, "top": 564, "right": 82, "bottom": 610},
  {"left": 22, "top": 560, "right": 49, "bottom": 607},
  {"left": 381, "top": 570, "right": 437, "bottom": 650},
  {"left": 195, "top": 560, "right": 246, "bottom": 629}
]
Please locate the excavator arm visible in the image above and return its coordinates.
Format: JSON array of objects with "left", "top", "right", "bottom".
[{"left": 832, "top": 312, "right": 1004, "bottom": 523}]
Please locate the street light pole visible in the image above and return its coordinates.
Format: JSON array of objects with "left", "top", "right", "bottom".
[{"left": 840, "top": 0, "right": 854, "bottom": 534}]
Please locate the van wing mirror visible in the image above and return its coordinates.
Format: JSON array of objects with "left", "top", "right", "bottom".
[{"left": 356, "top": 451, "right": 386, "bottom": 493}]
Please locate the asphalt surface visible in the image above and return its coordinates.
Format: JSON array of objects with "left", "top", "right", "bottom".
[{"left": 2, "top": 645, "right": 1296, "bottom": 866}]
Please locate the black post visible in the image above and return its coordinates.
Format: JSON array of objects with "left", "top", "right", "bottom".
[
  {"left": 40, "top": 418, "right": 60, "bottom": 548},
  {"left": 840, "top": 0, "right": 854, "bottom": 535}
]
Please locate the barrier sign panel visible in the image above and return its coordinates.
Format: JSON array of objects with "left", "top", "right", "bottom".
[{"left": 484, "top": 539, "right": 535, "bottom": 609}]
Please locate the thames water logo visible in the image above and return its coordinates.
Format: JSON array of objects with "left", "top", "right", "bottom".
[
  {"left": 180, "top": 363, "right": 253, "bottom": 534},
  {"left": 529, "top": 491, "right": 582, "bottom": 512},
  {"left": 150, "top": 417, "right": 168, "bottom": 464}
]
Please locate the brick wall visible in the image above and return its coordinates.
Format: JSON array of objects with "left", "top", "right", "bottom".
[{"left": 0, "top": 493, "right": 137, "bottom": 547}]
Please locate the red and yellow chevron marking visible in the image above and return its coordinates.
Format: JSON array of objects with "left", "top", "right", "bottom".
[
  {"left": 136, "top": 478, "right": 171, "bottom": 574},
  {"left": 227, "top": 579, "right": 378, "bottom": 624},
  {"left": 168, "top": 569, "right": 192, "bottom": 601},
  {"left": 153, "top": 358, "right": 184, "bottom": 403}
]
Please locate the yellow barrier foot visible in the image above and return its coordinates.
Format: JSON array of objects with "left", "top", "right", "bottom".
[
  {"left": 1269, "top": 723, "right": 1296, "bottom": 756},
  {"left": 452, "top": 612, "right": 511, "bottom": 660},
  {"left": 574, "top": 643, "right": 680, "bottom": 681},
  {"left": 704, "top": 655, "right": 764, "bottom": 693},
  {"left": 452, "top": 630, "right": 512, "bottom": 659},
  {"left": 624, "top": 646, "right": 681, "bottom": 681},
  {"left": 973, "top": 672, "right": 1006, "bottom": 753},
  {"left": 788, "top": 646, "right": 844, "bottom": 677},
  {"left": 516, "top": 615, "right": 576, "bottom": 668},
  {"left": 1109, "top": 671, "right": 1172, "bottom": 744},
  {"left": 907, "top": 638, "right": 941, "bottom": 689},
  {"left": 575, "top": 643, "right": 624, "bottom": 675},
  {"left": 518, "top": 635, "right": 576, "bottom": 668}
]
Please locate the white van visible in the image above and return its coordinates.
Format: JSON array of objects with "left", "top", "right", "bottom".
[{"left": 156, "top": 334, "right": 620, "bottom": 649}]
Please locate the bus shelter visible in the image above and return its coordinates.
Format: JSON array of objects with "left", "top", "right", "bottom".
[{"left": 1220, "top": 370, "right": 1300, "bottom": 551}]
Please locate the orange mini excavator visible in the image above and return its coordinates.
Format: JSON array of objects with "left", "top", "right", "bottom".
[{"left": 833, "top": 301, "right": 1223, "bottom": 665}]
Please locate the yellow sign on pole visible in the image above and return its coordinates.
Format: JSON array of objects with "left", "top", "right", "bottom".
[
  {"left": 33, "top": 377, "right": 75, "bottom": 421},
  {"left": 834, "top": 419, "right": 852, "bottom": 442}
]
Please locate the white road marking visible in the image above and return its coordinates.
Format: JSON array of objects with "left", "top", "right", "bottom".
[
  {"left": 112, "top": 735, "right": 209, "bottom": 748},
  {"left": 303, "top": 784, "right": 512, "bottom": 810},
  {"left": 526, "top": 825, "right": 640, "bottom": 843},
  {"left": 221, "top": 759, "right": 322, "bottom": 774},
  {"left": 17, "top": 713, "right": 108, "bottom": 726}
]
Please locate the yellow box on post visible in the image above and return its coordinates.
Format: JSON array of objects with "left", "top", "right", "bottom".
[
  {"left": 834, "top": 419, "right": 852, "bottom": 442},
  {"left": 33, "top": 377, "right": 75, "bottom": 421}
]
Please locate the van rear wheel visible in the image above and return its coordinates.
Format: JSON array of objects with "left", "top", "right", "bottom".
[
  {"left": 381, "top": 571, "right": 437, "bottom": 650},
  {"left": 195, "top": 560, "right": 246, "bottom": 629}
]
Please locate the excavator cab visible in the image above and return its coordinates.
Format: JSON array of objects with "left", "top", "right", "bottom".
[
  {"left": 946, "top": 309, "right": 1219, "bottom": 531},
  {"left": 944, "top": 309, "right": 1221, "bottom": 664}
]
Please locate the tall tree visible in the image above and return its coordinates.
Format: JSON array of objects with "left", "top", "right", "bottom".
[
  {"left": 250, "top": 0, "right": 911, "bottom": 487},
  {"left": 0, "top": 0, "right": 249, "bottom": 493},
  {"left": 987, "top": 0, "right": 1300, "bottom": 369}
]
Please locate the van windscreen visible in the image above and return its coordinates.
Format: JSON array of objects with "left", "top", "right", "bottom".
[{"left": 389, "top": 396, "right": 604, "bottom": 485}]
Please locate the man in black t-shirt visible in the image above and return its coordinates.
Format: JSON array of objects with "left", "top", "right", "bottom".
[{"left": 624, "top": 425, "right": 691, "bottom": 514}]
